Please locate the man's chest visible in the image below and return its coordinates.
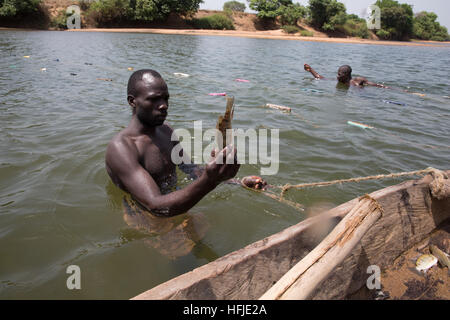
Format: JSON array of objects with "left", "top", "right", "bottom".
[{"left": 135, "top": 136, "right": 176, "bottom": 178}]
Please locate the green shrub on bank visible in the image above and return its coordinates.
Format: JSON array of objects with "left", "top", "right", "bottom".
[
  {"left": 1, "top": 0, "right": 49, "bottom": 28},
  {"left": 308, "top": 0, "right": 346, "bottom": 31},
  {"left": 248, "top": 0, "right": 288, "bottom": 19},
  {"left": 278, "top": 3, "right": 306, "bottom": 26},
  {"left": 300, "top": 30, "right": 314, "bottom": 36},
  {"left": 375, "top": 0, "right": 413, "bottom": 40},
  {"left": 86, "top": 0, "right": 202, "bottom": 26},
  {"left": 50, "top": 9, "right": 69, "bottom": 29},
  {"left": 430, "top": 33, "right": 449, "bottom": 42},
  {"left": 189, "top": 14, "right": 235, "bottom": 30},
  {"left": 339, "top": 16, "right": 369, "bottom": 38},
  {"left": 87, "top": 0, "right": 133, "bottom": 25},
  {"left": 0, "top": 0, "right": 41, "bottom": 18},
  {"left": 321, "top": 11, "right": 346, "bottom": 31},
  {"left": 248, "top": 1, "right": 306, "bottom": 26},
  {"left": 376, "top": 28, "right": 390, "bottom": 40},
  {"left": 413, "top": 11, "right": 449, "bottom": 41},
  {"left": 223, "top": 8, "right": 233, "bottom": 19},
  {"left": 281, "top": 25, "right": 299, "bottom": 34}
]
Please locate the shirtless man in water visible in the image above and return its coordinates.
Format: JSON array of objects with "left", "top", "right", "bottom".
[
  {"left": 105, "top": 69, "right": 240, "bottom": 217},
  {"left": 304, "top": 64, "right": 388, "bottom": 88}
]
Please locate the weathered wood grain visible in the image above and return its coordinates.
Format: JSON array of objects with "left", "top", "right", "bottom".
[
  {"left": 260, "top": 196, "right": 383, "bottom": 300},
  {"left": 132, "top": 171, "right": 450, "bottom": 300}
]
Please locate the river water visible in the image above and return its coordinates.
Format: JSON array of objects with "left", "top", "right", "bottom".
[{"left": 0, "top": 31, "right": 449, "bottom": 299}]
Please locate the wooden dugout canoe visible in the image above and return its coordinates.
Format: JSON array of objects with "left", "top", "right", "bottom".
[{"left": 132, "top": 170, "right": 450, "bottom": 300}]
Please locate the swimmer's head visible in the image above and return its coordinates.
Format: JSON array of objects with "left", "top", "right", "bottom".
[
  {"left": 337, "top": 65, "right": 352, "bottom": 83},
  {"left": 127, "top": 69, "right": 169, "bottom": 127}
]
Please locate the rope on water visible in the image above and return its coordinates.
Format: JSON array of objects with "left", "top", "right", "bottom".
[
  {"left": 241, "top": 184, "right": 304, "bottom": 212},
  {"left": 279, "top": 167, "right": 443, "bottom": 199}
]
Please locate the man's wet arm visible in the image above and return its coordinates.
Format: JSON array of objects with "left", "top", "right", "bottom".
[{"left": 127, "top": 169, "right": 217, "bottom": 217}]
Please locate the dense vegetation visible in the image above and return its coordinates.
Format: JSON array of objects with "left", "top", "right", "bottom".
[
  {"left": 337, "top": 14, "right": 369, "bottom": 39},
  {"left": 248, "top": 0, "right": 306, "bottom": 25},
  {"left": 85, "top": 0, "right": 202, "bottom": 26},
  {"left": 281, "top": 24, "right": 299, "bottom": 34},
  {"left": 373, "top": 0, "right": 448, "bottom": 41},
  {"left": 374, "top": 0, "right": 413, "bottom": 40},
  {"left": 188, "top": 13, "right": 235, "bottom": 30},
  {"left": 223, "top": 1, "right": 246, "bottom": 12},
  {"left": 0, "top": 0, "right": 40, "bottom": 17},
  {"left": 248, "top": 0, "right": 448, "bottom": 41},
  {"left": 413, "top": 11, "right": 449, "bottom": 41},
  {"left": 1, "top": 0, "right": 448, "bottom": 41},
  {"left": 248, "top": 0, "right": 368, "bottom": 38},
  {"left": 0, "top": 0, "right": 51, "bottom": 28},
  {"left": 308, "top": 0, "right": 346, "bottom": 31}
]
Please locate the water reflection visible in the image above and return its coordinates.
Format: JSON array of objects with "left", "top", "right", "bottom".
[
  {"left": 106, "top": 179, "right": 218, "bottom": 260},
  {"left": 122, "top": 195, "right": 218, "bottom": 260}
]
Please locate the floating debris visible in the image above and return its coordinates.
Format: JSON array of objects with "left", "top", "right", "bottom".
[
  {"left": 265, "top": 103, "right": 291, "bottom": 113},
  {"left": 96, "top": 78, "right": 113, "bottom": 82},
  {"left": 416, "top": 254, "right": 438, "bottom": 272},
  {"left": 241, "top": 176, "right": 267, "bottom": 190},
  {"left": 23, "top": 56, "right": 30, "bottom": 58},
  {"left": 84, "top": 62, "right": 93, "bottom": 65},
  {"left": 347, "top": 121, "right": 374, "bottom": 129},
  {"left": 235, "top": 78, "right": 249, "bottom": 83},
  {"left": 209, "top": 92, "right": 226, "bottom": 96},
  {"left": 70, "top": 73, "right": 77, "bottom": 76},
  {"left": 301, "top": 88, "right": 323, "bottom": 93},
  {"left": 382, "top": 100, "right": 406, "bottom": 106},
  {"left": 174, "top": 72, "right": 189, "bottom": 77},
  {"left": 54, "top": 58, "right": 60, "bottom": 62},
  {"left": 216, "top": 96, "right": 235, "bottom": 147},
  {"left": 412, "top": 92, "right": 426, "bottom": 97},
  {"left": 128, "top": 67, "right": 134, "bottom": 71},
  {"left": 429, "top": 245, "right": 450, "bottom": 269},
  {"left": 40, "top": 68, "right": 47, "bottom": 72}
]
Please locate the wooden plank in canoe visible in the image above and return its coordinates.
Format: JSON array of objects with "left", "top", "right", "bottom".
[{"left": 132, "top": 171, "right": 450, "bottom": 300}]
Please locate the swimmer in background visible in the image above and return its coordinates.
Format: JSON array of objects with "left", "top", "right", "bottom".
[{"left": 304, "top": 64, "right": 389, "bottom": 88}]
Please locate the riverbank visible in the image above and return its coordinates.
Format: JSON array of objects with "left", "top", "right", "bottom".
[
  {"left": 64, "top": 28, "right": 449, "bottom": 47},
  {"left": 3, "top": 26, "right": 448, "bottom": 47}
]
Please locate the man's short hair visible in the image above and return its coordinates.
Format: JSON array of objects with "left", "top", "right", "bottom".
[
  {"left": 127, "top": 69, "right": 162, "bottom": 97},
  {"left": 338, "top": 65, "right": 352, "bottom": 74}
]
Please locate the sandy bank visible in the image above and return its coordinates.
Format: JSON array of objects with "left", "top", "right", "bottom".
[
  {"left": 2, "top": 26, "right": 449, "bottom": 47},
  {"left": 66, "top": 28, "right": 450, "bottom": 48}
]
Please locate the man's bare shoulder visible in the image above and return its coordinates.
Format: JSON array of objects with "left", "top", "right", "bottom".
[
  {"left": 108, "top": 130, "right": 134, "bottom": 150},
  {"left": 106, "top": 130, "right": 139, "bottom": 166},
  {"left": 352, "top": 77, "right": 368, "bottom": 86}
]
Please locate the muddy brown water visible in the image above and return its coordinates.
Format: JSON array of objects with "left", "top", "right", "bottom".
[{"left": 1, "top": 31, "right": 449, "bottom": 298}]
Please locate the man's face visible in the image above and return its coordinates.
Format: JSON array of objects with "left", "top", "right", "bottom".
[
  {"left": 337, "top": 67, "right": 351, "bottom": 83},
  {"left": 131, "top": 75, "right": 169, "bottom": 127}
]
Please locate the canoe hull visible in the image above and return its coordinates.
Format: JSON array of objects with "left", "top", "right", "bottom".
[{"left": 132, "top": 172, "right": 450, "bottom": 300}]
